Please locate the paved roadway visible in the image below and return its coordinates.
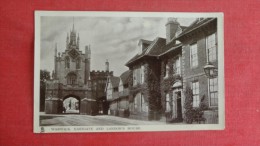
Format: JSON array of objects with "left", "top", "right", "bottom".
[{"left": 40, "top": 113, "right": 168, "bottom": 126}]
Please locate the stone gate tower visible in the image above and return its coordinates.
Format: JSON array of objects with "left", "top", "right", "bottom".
[{"left": 44, "top": 22, "right": 97, "bottom": 115}]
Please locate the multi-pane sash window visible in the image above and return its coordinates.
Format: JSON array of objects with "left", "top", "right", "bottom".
[
  {"left": 165, "top": 93, "right": 171, "bottom": 111},
  {"left": 174, "top": 57, "right": 181, "bottom": 75},
  {"left": 164, "top": 62, "right": 169, "bottom": 78},
  {"left": 207, "top": 33, "right": 217, "bottom": 62},
  {"left": 134, "top": 96, "right": 138, "bottom": 110},
  {"left": 133, "top": 66, "right": 144, "bottom": 85},
  {"left": 209, "top": 77, "right": 218, "bottom": 106},
  {"left": 190, "top": 43, "right": 198, "bottom": 68},
  {"left": 133, "top": 69, "right": 137, "bottom": 86},
  {"left": 140, "top": 65, "right": 144, "bottom": 84},
  {"left": 192, "top": 81, "right": 200, "bottom": 107}
]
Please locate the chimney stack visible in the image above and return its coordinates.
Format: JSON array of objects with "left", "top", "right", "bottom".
[{"left": 165, "top": 18, "right": 180, "bottom": 44}]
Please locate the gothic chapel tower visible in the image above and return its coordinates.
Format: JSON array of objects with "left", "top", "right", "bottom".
[
  {"left": 45, "top": 19, "right": 93, "bottom": 114},
  {"left": 53, "top": 21, "right": 91, "bottom": 86}
]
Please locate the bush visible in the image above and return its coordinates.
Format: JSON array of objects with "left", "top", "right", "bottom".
[{"left": 184, "top": 86, "right": 207, "bottom": 124}]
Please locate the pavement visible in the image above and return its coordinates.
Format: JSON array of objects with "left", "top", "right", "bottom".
[{"left": 39, "top": 112, "right": 179, "bottom": 126}]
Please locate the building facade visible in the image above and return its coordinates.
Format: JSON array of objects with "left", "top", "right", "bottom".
[
  {"left": 90, "top": 67, "right": 113, "bottom": 115},
  {"left": 178, "top": 18, "right": 218, "bottom": 123},
  {"left": 106, "top": 70, "right": 131, "bottom": 117},
  {"left": 45, "top": 24, "right": 94, "bottom": 114},
  {"left": 124, "top": 18, "right": 219, "bottom": 123},
  {"left": 106, "top": 76, "right": 120, "bottom": 115},
  {"left": 44, "top": 22, "right": 115, "bottom": 115}
]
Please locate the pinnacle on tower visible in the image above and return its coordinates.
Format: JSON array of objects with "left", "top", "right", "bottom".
[
  {"left": 105, "top": 59, "right": 109, "bottom": 72},
  {"left": 55, "top": 43, "right": 57, "bottom": 57},
  {"left": 72, "top": 17, "right": 75, "bottom": 32},
  {"left": 77, "top": 33, "right": 80, "bottom": 49}
]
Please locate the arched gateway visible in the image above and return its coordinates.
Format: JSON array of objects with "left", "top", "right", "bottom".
[{"left": 44, "top": 22, "right": 98, "bottom": 115}]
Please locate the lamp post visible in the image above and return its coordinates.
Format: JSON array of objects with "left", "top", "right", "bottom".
[{"left": 203, "top": 63, "right": 217, "bottom": 78}]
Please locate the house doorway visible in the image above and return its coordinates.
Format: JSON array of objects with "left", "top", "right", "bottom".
[{"left": 176, "top": 91, "right": 183, "bottom": 120}]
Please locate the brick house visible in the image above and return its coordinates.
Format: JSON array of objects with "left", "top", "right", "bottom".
[
  {"left": 126, "top": 37, "right": 166, "bottom": 120},
  {"left": 125, "top": 18, "right": 187, "bottom": 121},
  {"left": 178, "top": 18, "right": 218, "bottom": 123},
  {"left": 125, "top": 18, "right": 219, "bottom": 123}
]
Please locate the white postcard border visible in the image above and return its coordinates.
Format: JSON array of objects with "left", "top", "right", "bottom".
[{"left": 34, "top": 11, "right": 224, "bottom": 133}]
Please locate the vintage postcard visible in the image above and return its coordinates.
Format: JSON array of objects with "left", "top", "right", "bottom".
[{"left": 34, "top": 11, "right": 224, "bottom": 133}]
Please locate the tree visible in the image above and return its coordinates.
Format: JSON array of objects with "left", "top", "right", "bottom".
[
  {"left": 40, "top": 70, "right": 50, "bottom": 112},
  {"left": 184, "top": 85, "right": 194, "bottom": 124}
]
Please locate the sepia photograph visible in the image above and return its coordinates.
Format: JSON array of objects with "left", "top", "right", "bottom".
[{"left": 34, "top": 11, "right": 224, "bottom": 133}]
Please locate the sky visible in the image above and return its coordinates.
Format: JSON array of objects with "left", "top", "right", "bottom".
[{"left": 40, "top": 16, "right": 195, "bottom": 76}]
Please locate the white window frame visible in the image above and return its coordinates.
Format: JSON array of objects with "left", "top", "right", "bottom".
[
  {"left": 174, "top": 56, "right": 181, "bottom": 75},
  {"left": 165, "top": 93, "right": 171, "bottom": 111},
  {"left": 133, "top": 69, "right": 137, "bottom": 86},
  {"left": 140, "top": 65, "right": 145, "bottom": 84},
  {"left": 192, "top": 81, "right": 200, "bottom": 107},
  {"left": 134, "top": 95, "right": 138, "bottom": 111},
  {"left": 206, "top": 33, "right": 217, "bottom": 62},
  {"left": 190, "top": 43, "right": 198, "bottom": 68},
  {"left": 209, "top": 77, "right": 218, "bottom": 107},
  {"left": 164, "top": 62, "right": 169, "bottom": 78}
]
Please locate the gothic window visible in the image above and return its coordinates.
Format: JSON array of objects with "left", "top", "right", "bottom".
[
  {"left": 76, "top": 58, "right": 81, "bottom": 69},
  {"left": 65, "top": 56, "right": 70, "bottom": 69},
  {"left": 67, "top": 72, "right": 77, "bottom": 85}
]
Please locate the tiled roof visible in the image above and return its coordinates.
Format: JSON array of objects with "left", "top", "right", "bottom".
[
  {"left": 120, "top": 70, "right": 131, "bottom": 85},
  {"left": 177, "top": 18, "right": 216, "bottom": 38},
  {"left": 125, "top": 19, "right": 215, "bottom": 66},
  {"left": 110, "top": 76, "right": 120, "bottom": 88},
  {"left": 146, "top": 38, "right": 166, "bottom": 56},
  {"left": 159, "top": 43, "right": 182, "bottom": 57},
  {"left": 126, "top": 37, "right": 166, "bottom": 65}
]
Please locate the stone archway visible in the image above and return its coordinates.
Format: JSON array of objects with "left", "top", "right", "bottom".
[{"left": 62, "top": 95, "right": 81, "bottom": 114}]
